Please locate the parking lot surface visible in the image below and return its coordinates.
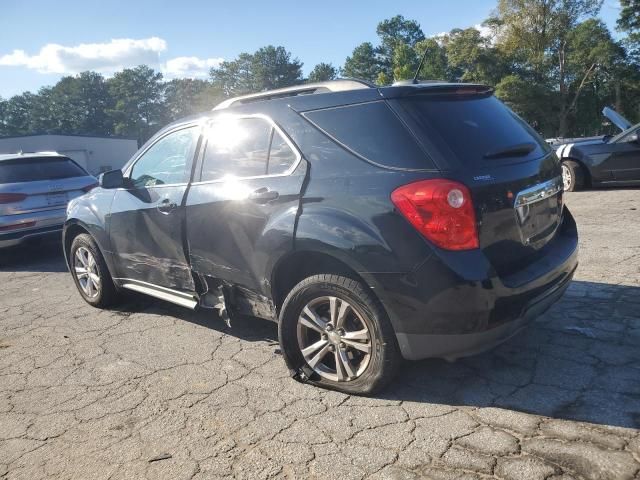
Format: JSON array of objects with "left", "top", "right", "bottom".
[{"left": 1, "top": 189, "right": 639, "bottom": 480}]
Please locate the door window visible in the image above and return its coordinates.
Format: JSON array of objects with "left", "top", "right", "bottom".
[
  {"left": 200, "top": 117, "right": 299, "bottom": 181},
  {"left": 130, "top": 126, "right": 198, "bottom": 188}
]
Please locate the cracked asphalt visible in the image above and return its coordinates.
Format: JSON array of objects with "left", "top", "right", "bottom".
[{"left": 1, "top": 189, "right": 639, "bottom": 480}]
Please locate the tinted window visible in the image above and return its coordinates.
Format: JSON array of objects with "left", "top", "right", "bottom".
[
  {"left": 130, "top": 126, "right": 198, "bottom": 188},
  {"left": 268, "top": 130, "right": 298, "bottom": 175},
  {"left": 201, "top": 117, "right": 272, "bottom": 181},
  {"left": 303, "top": 101, "right": 434, "bottom": 169},
  {"left": 0, "top": 157, "right": 87, "bottom": 184},
  {"left": 398, "top": 95, "right": 549, "bottom": 167}
]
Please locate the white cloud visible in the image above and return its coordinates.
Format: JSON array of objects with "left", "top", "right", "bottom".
[
  {"left": 163, "top": 56, "right": 224, "bottom": 79},
  {"left": 0, "top": 37, "right": 167, "bottom": 74},
  {"left": 0, "top": 38, "right": 224, "bottom": 80}
]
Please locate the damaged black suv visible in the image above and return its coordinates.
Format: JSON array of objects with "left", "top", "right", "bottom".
[{"left": 64, "top": 79, "right": 578, "bottom": 394}]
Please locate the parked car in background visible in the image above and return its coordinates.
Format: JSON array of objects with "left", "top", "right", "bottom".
[
  {"left": 549, "top": 107, "right": 640, "bottom": 191},
  {"left": 0, "top": 152, "right": 97, "bottom": 248},
  {"left": 64, "top": 80, "right": 578, "bottom": 394}
]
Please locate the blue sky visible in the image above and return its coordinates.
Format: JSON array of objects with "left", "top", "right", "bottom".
[{"left": 0, "top": 0, "right": 623, "bottom": 98}]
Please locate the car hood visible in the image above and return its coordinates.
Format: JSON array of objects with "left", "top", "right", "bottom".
[
  {"left": 603, "top": 106, "right": 632, "bottom": 131},
  {"left": 547, "top": 106, "right": 632, "bottom": 148}
]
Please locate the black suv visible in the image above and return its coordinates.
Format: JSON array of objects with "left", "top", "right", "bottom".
[{"left": 64, "top": 80, "right": 578, "bottom": 394}]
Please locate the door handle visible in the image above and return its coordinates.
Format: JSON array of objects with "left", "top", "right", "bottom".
[
  {"left": 157, "top": 198, "right": 178, "bottom": 214},
  {"left": 249, "top": 187, "right": 279, "bottom": 204}
]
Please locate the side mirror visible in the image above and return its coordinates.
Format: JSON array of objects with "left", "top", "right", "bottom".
[
  {"left": 628, "top": 133, "right": 639, "bottom": 145},
  {"left": 99, "top": 169, "right": 124, "bottom": 189}
]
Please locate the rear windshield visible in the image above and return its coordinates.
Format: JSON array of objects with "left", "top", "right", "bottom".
[
  {"left": 0, "top": 157, "right": 88, "bottom": 184},
  {"left": 397, "top": 94, "right": 549, "bottom": 168},
  {"left": 303, "top": 101, "right": 436, "bottom": 170}
]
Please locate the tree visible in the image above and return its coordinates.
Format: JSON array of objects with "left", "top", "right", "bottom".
[
  {"left": 413, "top": 39, "right": 448, "bottom": 81},
  {"left": 376, "top": 15, "right": 425, "bottom": 78},
  {"left": 618, "top": 0, "right": 640, "bottom": 63},
  {"left": 493, "top": 0, "right": 605, "bottom": 135},
  {"left": 443, "top": 28, "right": 505, "bottom": 84},
  {"left": 0, "top": 92, "right": 39, "bottom": 136},
  {"left": 308, "top": 63, "right": 338, "bottom": 82},
  {"left": 210, "top": 46, "right": 303, "bottom": 96},
  {"left": 164, "top": 78, "right": 222, "bottom": 121},
  {"left": 107, "top": 66, "right": 166, "bottom": 143},
  {"left": 342, "top": 42, "right": 379, "bottom": 82},
  {"left": 391, "top": 43, "right": 419, "bottom": 81}
]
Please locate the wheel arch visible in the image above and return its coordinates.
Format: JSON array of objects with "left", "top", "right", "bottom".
[
  {"left": 270, "top": 249, "right": 386, "bottom": 319},
  {"left": 564, "top": 157, "right": 592, "bottom": 188}
]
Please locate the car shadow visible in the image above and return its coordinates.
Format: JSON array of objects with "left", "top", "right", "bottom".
[
  {"left": 381, "top": 280, "right": 640, "bottom": 430},
  {"left": 0, "top": 238, "right": 67, "bottom": 273},
  {"left": 114, "top": 279, "right": 640, "bottom": 430}
]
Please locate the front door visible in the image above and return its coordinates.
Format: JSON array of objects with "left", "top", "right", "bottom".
[
  {"left": 609, "top": 128, "right": 640, "bottom": 181},
  {"left": 185, "top": 115, "right": 306, "bottom": 297},
  {"left": 109, "top": 125, "right": 200, "bottom": 291}
]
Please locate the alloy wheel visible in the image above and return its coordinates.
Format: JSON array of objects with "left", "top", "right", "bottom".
[
  {"left": 297, "top": 296, "right": 373, "bottom": 382},
  {"left": 74, "top": 247, "right": 101, "bottom": 298},
  {"left": 562, "top": 164, "right": 572, "bottom": 191}
]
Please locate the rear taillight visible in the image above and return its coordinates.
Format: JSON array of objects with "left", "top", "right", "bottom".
[
  {"left": 0, "top": 193, "right": 28, "bottom": 204},
  {"left": 391, "top": 179, "right": 479, "bottom": 251},
  {"left": 82, "top": 182, "right": 98, "bottom": 193}
]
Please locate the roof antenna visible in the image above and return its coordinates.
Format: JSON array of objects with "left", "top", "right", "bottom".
[{"left": 412, "top": 47, "right": 430, "bottom": 84}]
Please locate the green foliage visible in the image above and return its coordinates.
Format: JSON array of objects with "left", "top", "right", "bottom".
[
  {"left": 376, "top": 15, "right": 425, "bottom": 78},
  {"left": 343, "top": 42, "right": 379, "bottom": 82},
  {"left": 164, "top": 78, "right": 222, "bottom": 119},
  {"left": 618, "top": 0, "right": 640, "bottom": 63},
  {"left": 210, "top": 46, "right": 303, "bottom": 96},
  {"left": 1, "top": 6, "right": 638, "bottom": 143},
  {"left": 413, "top": 39, "right": 448, "bottom": 81},
  {"left": 308, "top": 63, "right": 338, "bottom": 82}
]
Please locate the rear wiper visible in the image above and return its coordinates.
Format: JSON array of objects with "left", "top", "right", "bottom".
[{"left": 483, "top": 142, "right": 536, "bottom": 160}]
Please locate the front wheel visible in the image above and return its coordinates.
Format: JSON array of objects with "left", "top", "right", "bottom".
[
  {"left": 278, "top": 274, "right": 401, "bottom": 395},
  {"left": 69, "top": 233, "right": 120, "bottom": 308}
]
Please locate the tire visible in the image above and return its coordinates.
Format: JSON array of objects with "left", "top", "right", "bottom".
[
  {"left": 562, "top": 160, "right": 584, "bottom": 192},
  {"left": 278, "top": 274, "right": 401, "bottom": 395},
  {"left": 69, "top": 233, "right": 120, "bottom": 308}
]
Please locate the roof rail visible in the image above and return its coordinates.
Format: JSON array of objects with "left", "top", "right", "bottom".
[{"left": 213, "top": 78, "right": 375, "bottom": 110}]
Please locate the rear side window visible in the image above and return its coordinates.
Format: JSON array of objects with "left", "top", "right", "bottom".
[
  {"left": 302, "top": 101, "right": 435, "bottom": 170},
  {"left": 0, "top": 157, "right": 87, "bottom": 184},
  {"left": 200, "top": 117, "right": 298, "bottom": 181},
  {"left": 397, "top": 95, "right": 549, "bottom": 167}
]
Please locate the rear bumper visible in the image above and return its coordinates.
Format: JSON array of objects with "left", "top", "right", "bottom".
[
  {"left": 396, "top": 264, "right": 574, "bottom": 360},
  {"left": 367, "top": 209, "right": 579, "bottom": 360},
  {"left": 0, "top": 224, "right": 63, "bottom": 248},
  {"left": 0, "top": 208, "right": 66, "bottom": 248}
]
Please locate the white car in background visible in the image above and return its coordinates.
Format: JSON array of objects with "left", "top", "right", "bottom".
[{"left": 0, "top": 152, "right": 97, "bottom": 248}]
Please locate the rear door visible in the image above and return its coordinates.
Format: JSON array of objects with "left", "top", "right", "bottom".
[
  {"left": 185, "top": 114, "right": 306, "bottom": 297},
  {"left": 108, "top": 125, "right": 200, "bottom": 291}
]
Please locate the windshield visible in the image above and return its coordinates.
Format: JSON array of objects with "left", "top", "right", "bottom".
[{"left": 609, "top": 123, "right": 640, "bottom": 144}]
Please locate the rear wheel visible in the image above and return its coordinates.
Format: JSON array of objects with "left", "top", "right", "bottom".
[
  {"left": 561, "top": 160, "right": 584, "bottom": 192},
  {"left": 69, "top": 234, "right": 120, "bottom": 308},
  {"left": 278, "top": 274, "right": 401, "bottom": 395}
]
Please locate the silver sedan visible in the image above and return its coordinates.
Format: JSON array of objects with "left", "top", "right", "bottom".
[{"left": 0, "top": 152, "right": 97, "bottom": 248}]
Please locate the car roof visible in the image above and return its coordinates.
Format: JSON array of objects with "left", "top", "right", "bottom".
[
  {"left": 0, "top": 151, "right": 68, "bottom": 162},
  {"left": 213, "top": 79, "right": 492, "bottom": 111}
]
